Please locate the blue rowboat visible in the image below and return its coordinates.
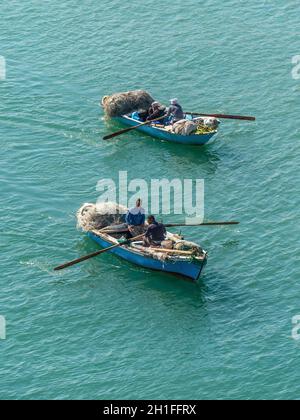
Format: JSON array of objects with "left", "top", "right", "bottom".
[
  {"left": 88, "top": 230, "right": 208, "bottom": 282},
  {"left": 114, "top": 115, "right": 218, "bottom": 146}
]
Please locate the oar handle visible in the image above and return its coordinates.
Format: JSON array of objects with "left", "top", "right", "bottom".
[
  {"left": 103, "top": 114, "right": 167, "bottom": 140},
  {"left": 186, "top": 112, "right": 256, "bottom": 121}
]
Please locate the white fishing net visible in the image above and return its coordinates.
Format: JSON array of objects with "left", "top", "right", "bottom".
[
  {"left": 77, "top": 202, "right": 128, "bottom": 232},
  {"left": 101, "top": 90, "right": 155, "bottom": 117}
]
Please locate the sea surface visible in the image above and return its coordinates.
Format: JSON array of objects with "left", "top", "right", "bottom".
[{"left": 1, "top": 0, "right": 300, "bottom": 400}]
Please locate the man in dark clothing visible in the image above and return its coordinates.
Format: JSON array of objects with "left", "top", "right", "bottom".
[
  {"left": 147, "top": 102, "right": 166, "bottom": 122},
  {"left": 138, "top": 109, "right": 149, "bottom": 121},
  {"left": 143, "top": 216, "right": 167, "bottom": 247},
  {"left": 166, "top": 98, "right": 184, "bottom": 123}
]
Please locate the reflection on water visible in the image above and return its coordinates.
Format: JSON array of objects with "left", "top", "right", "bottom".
[{"left": 102, "top": 129, "right": 222, "bottom": 176}]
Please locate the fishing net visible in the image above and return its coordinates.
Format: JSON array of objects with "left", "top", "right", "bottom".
[
  {"left": 172, "top": 120, "right": 198, "bottom": 136},
  {"left": 101, "top": 90, "right": 155, "bottom": 117},
  {"left": 194, "top": 117, "right": 220, "bottom": 132},
  {"left": 174, "top": 240, "right": 204, "bottom": 255},
  {"left": 171, "top": 118, "right": 219, "bottom": 136},
  {"left": 77, "top": 202, "right": 128, "bottom": 232}
]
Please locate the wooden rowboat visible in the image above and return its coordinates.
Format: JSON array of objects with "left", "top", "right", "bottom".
[
  {"left": 88, "top": 229, "right": 208, "bottom": 282},
  {"left": 113, "top": 115, "right": 218, "bottom": 146}
]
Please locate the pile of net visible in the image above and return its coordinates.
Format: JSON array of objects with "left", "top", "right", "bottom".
[
  {"left": 172, "top": 120, "right": 198, "bottom": 136},
  {"left": 173, "top": 240, "right": 204, "bottom": 255},
  {"left": 194, "top": 117, "right": 220, "bottom": 133},
  {"left": 145, "top": 237, "right": 205, "bottom": 262},
  {"left": 77, "top": 202, "right": 128, "bottom": 232},
  {"left": 101, "top": 90, "right": 155, "bottom": 117},
  {"left": 167, "top": 117, "right": 220, "bottom": 136}
]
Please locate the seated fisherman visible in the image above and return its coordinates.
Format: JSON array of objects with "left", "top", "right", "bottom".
[
  {"left": 147, "top": 102, "right": 166, "bottom": 122},
  {"left": 166, "top": 98, "right": 184, "bottom": 124},
  {"left": 125, "top": 199, "right": 146, "bottom": 238},
  {"left": 137, "top": 109, "right": 149, "bottom": 121},
  {"left": 143, "top": 215, "right": 167, "bottom": 247}
]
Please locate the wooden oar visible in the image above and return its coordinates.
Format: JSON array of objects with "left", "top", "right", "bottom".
[
  {"left": 185, "top": 112, "right": 256, "bottom": 121},
  {"left": 98, "top": 221, "right": 239, "bottom": 234},
  {"left": 103, "top": 115, "right": 167, "bottom": 140},
  {"left": 53, "top": 233, "right": 145, "bottom": 271},
  {"left": 165, "top": 221, "right": 239, "bottom": 228},
  {"left": 151, "top": 248, "right": 194, "bottom": 256}
]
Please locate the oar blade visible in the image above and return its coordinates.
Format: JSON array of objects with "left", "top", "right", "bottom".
[
  {"left": 54, "top": 261, "right": 78, "bottom": 271},
  {"left": 103, "top": 127, "right": 134, "bottom": 140},
  {"left": 165, "top": 221, "right": 240, "bottom": 228},
  {"left": 212, "top": 114, "right": 256, "bottom": 121},
  {"left": 53, "top": 233, "right": 145, "bottom": 272},
  {"left": 54, "top": 249, "right": 104, "bottom": 271},
  {"left": 186, "top": 112, "right": 256, "bottom": 121}
]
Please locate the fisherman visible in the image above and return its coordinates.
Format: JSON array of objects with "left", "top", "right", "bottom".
[
  {"left": 146, "top": 102, "right": 166, "bottom": 122},
  {"left": 137, "top": 109, "right": 149, "bottom": 122},
  {"left": 166, "top": 98, "right": 184, "bottom": 124},
  {"left": 143, "top": 215, "right": 167, "bottom": 247},
  {"left": 125, "top": 199, "right": 146, "bottom": 238}
]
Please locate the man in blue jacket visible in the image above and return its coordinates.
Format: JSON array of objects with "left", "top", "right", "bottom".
[{"left": 125, "top": 199, "right": 146, "bottom": 238}]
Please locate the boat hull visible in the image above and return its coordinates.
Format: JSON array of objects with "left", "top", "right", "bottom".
[
  {"left": 114, "top": 116, "right": 217, "bottom": 145},
  {"left": 88, "top": 232, "right": 207, "bottom": 282}
]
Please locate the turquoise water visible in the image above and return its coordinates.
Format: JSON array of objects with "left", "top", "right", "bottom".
[{"left": 1, "top": 0, "right": 300, "bottom": 400}]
